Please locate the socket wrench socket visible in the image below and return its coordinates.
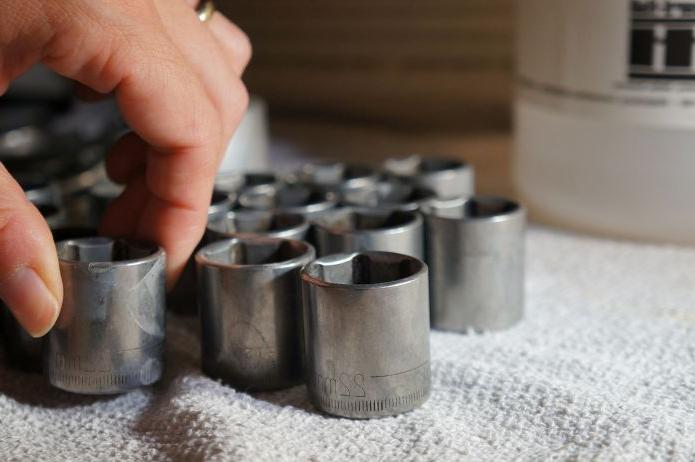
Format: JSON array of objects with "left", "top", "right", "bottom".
[
  {"left": 423, "top": 196, "right": 525, "bottom": 332},
  {"left": 208, "top": 190, "right": 235, "bottom": 217},
  {"left": 215, "top": 171, "right": 280, "bottom": 194},
  {"left": 239, "top": 183, "right": 338, "bottom": 219},
  {"left": 196, "top": 237, "right": 315, "bottom": 390},
  {"left": 342, "top": 177, "right": 436, "bottom": 212},
  {"left": 313, "top": 207, "right": 424, "bottom": 259},
  {"left": 47, "top": 238, "right": 166, "bottom": 394},
  {"left": 295, "top": 161, "right": 379, "bottom": 198},
  {"left": 383, "top": 155, "right": 474, "bottom": 199},
  {"left": 302, "top": 251, "right": 431, "bottom": 418},
  {"left": 206, "top": 210, "right": 309, "bottom": 243}
]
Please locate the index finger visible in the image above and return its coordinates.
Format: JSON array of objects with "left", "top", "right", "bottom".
[{"left": 42, "top": 3, "right": 245, "bottom": 278}]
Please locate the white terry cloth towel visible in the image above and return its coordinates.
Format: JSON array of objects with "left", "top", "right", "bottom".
[{"left": 1, "top": 226, "right": 695, "bottom": 461}]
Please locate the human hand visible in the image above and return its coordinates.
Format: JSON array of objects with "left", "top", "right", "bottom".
[{"left": 0, "top": 0, "right": 250, "bottom": 336}]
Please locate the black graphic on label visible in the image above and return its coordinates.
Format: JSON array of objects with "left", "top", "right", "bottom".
[{"left": 629, "top": 0, "right": 695, "bottom": 79}]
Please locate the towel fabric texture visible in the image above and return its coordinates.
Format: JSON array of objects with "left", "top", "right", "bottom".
[{"left": 1, "top": 226, "right": 694, "bottom": 461}]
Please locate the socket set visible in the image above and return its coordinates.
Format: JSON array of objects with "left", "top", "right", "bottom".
[{"left": 1, "top": 156, "right": 525, "bottom": 420}]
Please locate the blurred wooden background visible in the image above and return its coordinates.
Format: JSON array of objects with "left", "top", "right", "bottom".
[{"left": 219, "top": 0, "right": 514, "bottom": 132}]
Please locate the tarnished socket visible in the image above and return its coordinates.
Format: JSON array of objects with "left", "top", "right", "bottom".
[
  {"left": 302, "top": 251, "right": 431, "bottom": 419},
  {"left": 206, "top": 210, "right": 309, "bottom": 242},
  {"left": 423, "top": 196, "right": 525, "bottom": 332},
  {"left": 383, "top": 155, "right": 474, "bottom": 199},
  {"left": 208, "top": 190, "right": 235, "bottom": 217},
  {"left": 239, "top": 183, "right": 338, "bottom": 219},
  {"left": 313, "top": 207, "right": 424, "bottom": 259},
  {"left": 214, "top": 171, "right": 281, "bottom": 194},
  {"left": 343, "top": 177, "right": 436, "bottom": 212},
  {"left": 296, "top": 161, "right": 379, "bottom": 197},
  {"left": 197, "top": 237, "right": 315, "bottom": 390},
  {"left": 47, "top": 238, "right": 166, "bottom": 394}
]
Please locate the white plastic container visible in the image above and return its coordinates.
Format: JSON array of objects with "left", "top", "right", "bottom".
[
  {"left": 515, "top": 0, "right": 695, "bottom": 245},
  {"left": 217, "top": 96, "right": 269, "bottom": 176}
]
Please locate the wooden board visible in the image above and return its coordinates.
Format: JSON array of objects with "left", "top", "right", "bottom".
[{"left": 220, "top": 0, "right": 514, "bottom": 131}]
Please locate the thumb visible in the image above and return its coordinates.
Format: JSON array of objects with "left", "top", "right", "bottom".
[{"left": 0, "top": 165, "right": 62, "bottom": 337}]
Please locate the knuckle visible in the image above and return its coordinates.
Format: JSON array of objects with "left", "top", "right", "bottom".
[
  {"left": 218, "top": 19, "right": 252, "bottom": 69},
  {"left": 234, "top": 29, "right": 252, "bottom": 65}
]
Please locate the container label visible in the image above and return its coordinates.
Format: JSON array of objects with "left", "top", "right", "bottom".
[{"left": 517, "top": 0, "right": 695, "bottom": 128}]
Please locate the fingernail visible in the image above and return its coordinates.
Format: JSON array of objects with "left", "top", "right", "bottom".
[{"left": 0, "top": 267, "right": 60, "bottom": 338}]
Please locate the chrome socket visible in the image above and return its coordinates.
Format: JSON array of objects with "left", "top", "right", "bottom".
[
  {"left": 295, "top": 161, "right": 379, "bottom": 198},
  {"left": 302, "top": 251, "right": 431, "bottom": 419},
  {"left": 342, "top": 177, "right": 436, "bottom": 212},
  {"left": 238, "top": 183, "right": 338, "bottom": 219},
  {"left": 208, "top": 190, "right": 235, "bottom": 217},
  {"left": 423, "top": 196, "right": 526, "bottom": 332},
  {"left": 196, "top": 237, "right": 315, "bottom": 390},
  {"left": 206, "top": 210, "right": 309, "bottom": 243},
  {"left": 47, "top": 238, "right": 167, "bottom": 394},
  {"left": 214, "top": 171, "right": 281, "bottom": 194},
  {"left": 383, "top": 155, "right": 474, "bottom": 199},
  {"left": 313, "top": 207, "right": 424, "bottom": 260}
]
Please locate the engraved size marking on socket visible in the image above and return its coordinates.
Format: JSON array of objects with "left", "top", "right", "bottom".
[
  {"left": 369, "top": 360, "right": 429, "bottom": 378},
  {"left": 315, "top": 360, "right": 431, "bottom": 413}
]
